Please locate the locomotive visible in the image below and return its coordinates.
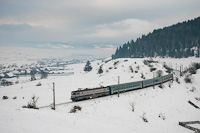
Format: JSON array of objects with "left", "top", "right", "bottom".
[{"left": 71, "top": 74, "right": 173, "bottom": 101}]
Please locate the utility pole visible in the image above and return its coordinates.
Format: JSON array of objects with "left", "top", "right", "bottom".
[
  {"left": 53, "top": 82, "right": 55, "bottom": 110},
  {"left": 153, "top": 72, "right": 155, "bottom": 89},
  {"left": 118, "top": 76, "right": 120, "bottom": 97},
  {"left": 198, "top": 44, "right": 199, "bottom": 58}
]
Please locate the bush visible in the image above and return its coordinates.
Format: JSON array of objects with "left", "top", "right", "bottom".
[
  {"left": 109, "top": 67, "right": 113, "bottom": 70},
  {"left": 129, "top": 102, "right": 135, "bottom": 112},
  {"left": 163, "top": 63, "right": 173, "bottom": 73},
  {"left": 189, "top": 66, "right": 196, "bottom": 74},
  {"left": 2, "top": 96, "right": 9, "bottom": 100},
  {"left": 150, "top": 67, "right": 156, "bottom": 72},
  {"left": 70, "top": 105, "right": 82, "bottom": 113},
  {"left": 136, "top": 65, "right": 140, "bottom": 70},
  {"left": 142, "top": 113, "right": 148, "bottom": 123},
  {"left": 159, "top": 113, "right": 166, "bottom": 120},
  {"left": 176, "top": 77, "right": 180, "bottom": 84},
  {"left": 184, "top": 75, "right": 192, "bottom": 83},
  {"left": 1, "top": 79, "right": 13, "bottom": 86},
  {"left": 114, "top": 61, "right": 119, "bottom": 66},
  {"left": 98, "top": 66, "right": 103, "bottom": 74},
  {"left": 141, "top": 73, "right": 145, "bottom": 79},
  {"left": 190, "top": 86, "right": 196, "bottom": 92},
  {"left": 168, "top": 83, "right": 171, "bottom": 88},
  {"left": 22, "top": 95, "right": 39, "bottom": 109},
  {"left": 129, "top": 66, "right": 134, "bottom": 73},
  {"left": 15, "top": 81, "right": 19, "bottom": 84},
  {"left": 156, "top": 70, "right": 163, "bottom": 77},
  {"left": 36, "top": 82, "right": 42, "bottom": 86},
  {"left": 158, "top": 84, "right": 163, "bottom": 88}
]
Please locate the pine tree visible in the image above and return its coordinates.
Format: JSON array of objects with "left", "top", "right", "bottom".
[
  {"left": 84, "top": 61, "right": 92, "bottom": 72},
  {"left": 98, "top": 66, "right": 103, "bottom": 74}
]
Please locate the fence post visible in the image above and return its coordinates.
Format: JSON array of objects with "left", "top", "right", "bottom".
[
  {"left": 153, "top": 72, "right": 155, "bottom": 89},
  {"left": 118, "top": 76, "right": 120, "bottom": 97},
  {"left": 53, "top": 82, "right": 55, "bottom": 110}
]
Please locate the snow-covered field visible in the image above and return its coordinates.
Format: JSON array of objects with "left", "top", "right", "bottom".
[{"left": 0, "top": 57, "right": 200, "bottom": 133}]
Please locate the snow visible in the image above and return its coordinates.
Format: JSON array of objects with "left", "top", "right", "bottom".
[{"left": 0, "top": 57, "right": 200, "bottom": 133}]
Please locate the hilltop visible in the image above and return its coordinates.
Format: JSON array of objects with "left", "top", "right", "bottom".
[
  {"left": 112, "top": 17, "right": 200, "bottom": 59},
  {"left": 0, "top": 57, "right": 200, "bottom": 132}
]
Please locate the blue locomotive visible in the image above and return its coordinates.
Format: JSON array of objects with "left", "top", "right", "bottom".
[{"left": 71, "top": 74, "right": 173, "bottom": 101}]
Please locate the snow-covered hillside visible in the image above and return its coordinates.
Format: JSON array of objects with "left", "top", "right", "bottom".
[{"left": 0, "top": 57, "right": 200, "bottom": 133}]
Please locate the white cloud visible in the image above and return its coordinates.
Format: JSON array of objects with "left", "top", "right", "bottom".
[
  {"left": 83, "top": 19, "right": 161, "bottom": 41},
  {"left": 93, "top": 44, "right": 115, "bottom": 49},
  {"left": 37, "top": 43, "right": 74, "bottom": 49}
]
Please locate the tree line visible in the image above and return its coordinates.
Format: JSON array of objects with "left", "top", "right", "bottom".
[{"left": 112, "top": 17, "right": 200, "bottom": 59}]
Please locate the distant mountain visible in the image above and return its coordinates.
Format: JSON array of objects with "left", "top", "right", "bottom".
[{"left": 112, "top": 17, "right": 200, "bottom": 59}]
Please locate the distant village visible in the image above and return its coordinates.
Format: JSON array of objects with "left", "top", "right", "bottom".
[{"left": 0, "top": 57, "right": 103, "bottom": 86}]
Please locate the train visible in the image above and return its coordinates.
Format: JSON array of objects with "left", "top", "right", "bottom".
[{"left": 71, "top": 74, "right": 173, "bottom": 101}]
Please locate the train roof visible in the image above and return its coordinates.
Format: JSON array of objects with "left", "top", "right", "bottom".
[
  {"left": 109, "top": 74, "right": 173, "bottom": 87},
  {"left": 72, "top": 86, "right": 108, "bottom": 92}
]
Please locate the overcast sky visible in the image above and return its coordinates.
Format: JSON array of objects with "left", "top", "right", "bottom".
[{"left": 0, "top": 0, "right": 199, "bottom": 57}]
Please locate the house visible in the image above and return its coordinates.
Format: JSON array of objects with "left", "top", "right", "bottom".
[
  {"left": 4, "top": 72, "right": 15, "bottom": 78},
  {"left": 0, "top": 73, "right": 4, "bottom": 79}
]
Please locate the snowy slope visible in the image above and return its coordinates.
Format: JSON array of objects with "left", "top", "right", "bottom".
[{"left": 0, "top": 57, "right": 200, "bottom": 133}]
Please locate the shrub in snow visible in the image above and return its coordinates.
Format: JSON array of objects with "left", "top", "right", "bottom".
[
  {"left": 175, "top": 77, "right": 180, "bottom": 84},
  {"left": 168, "top": 83, "right": 171, "bottom": 88},
  {"left": 150, "top": 67, "right": 156, "bottom": 72},
  {"left": 2, "top": 96, "right": 9, "bottom": 100},
  {"left": 142, "top": 113, "right": 148, "bottom": 123},
  {"left": 109, "top": 67, "right": 113, "bottom": 70},
  {"left": 36, "top": 82, "right": 42, "bottom": 86},
  {"left": 195, "top": 97, "right": 200, "bottom": 101},
  {"left": 184, "top": 75, "right": 192, "bottom": 83},
  {"left": 163, "top": 63, "right": 173, "bottom": 73},
  {"left": 114, "top": 61, "right": 119, "bottom": 66},
  {"left": 158, "top": 113, "right": 166, "bottom": 120},
  {"left": 143, "top": 60, "right": 149, "bottom": 66},
  {"left": 98, "top": 66, "right": 103, "bottom": 74},
  {"left": 158, "top": 84, "right": 163, "bottom": 89},
  {"left": 70, "top": 105, "right": 82, "bottom": 113},
  {"left": 189, "top": 66, "right": 197, "bottom": 74},
  {"left": 136, "top": 65, "right": 140, "bottom": 70},
  {"left": 129, "top": 66, "right": 134, "bottom": 73},
  {"left": 129, "top": 102, "right": 135, "bottom": 112},
  {"left": 1, "top": 79, "right": 13, "bottom": 86},
  {"left": 141, "top": 73, "right": 145, "bottom": 79},
  {"left": 190, "top": 86, "right": 196, "bottom": 92},
  {"left": 22, "top": 95, "right": 39, "bottom": 109},
  {"left": 13, "top": 96, "right": 17, "bottom": 100},
  {"left": 156, "top": 70, "right": 163, "bottom": 77}
]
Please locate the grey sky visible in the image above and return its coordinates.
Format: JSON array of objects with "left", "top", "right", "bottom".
[{"left": 0, "top": 0, "right": 199, "bottom": 57}]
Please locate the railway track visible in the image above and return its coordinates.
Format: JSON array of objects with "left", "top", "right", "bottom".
[{"left": 39, "top": 101, "right": 73, "bottom": 109}]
